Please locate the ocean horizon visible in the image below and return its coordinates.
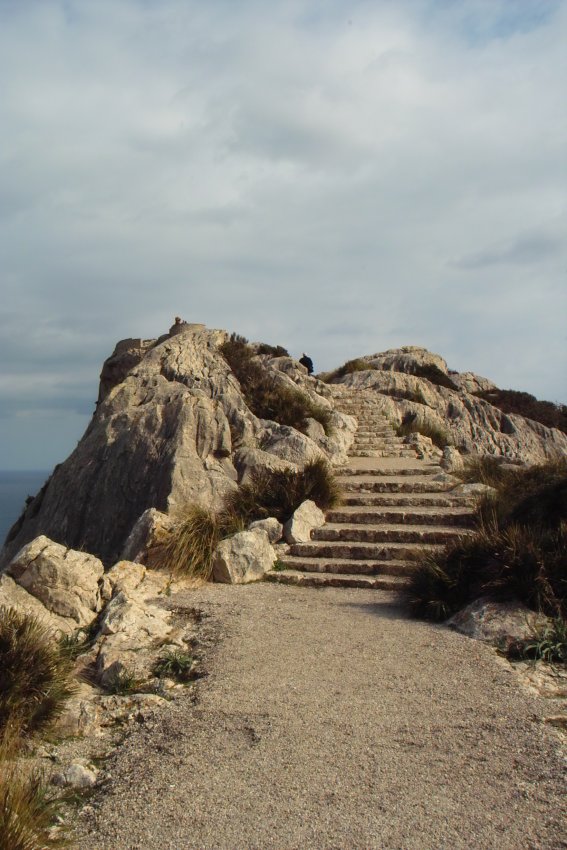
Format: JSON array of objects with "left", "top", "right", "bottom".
[{"left": 0, "top": 470, "right": 49, "bottom": 548}]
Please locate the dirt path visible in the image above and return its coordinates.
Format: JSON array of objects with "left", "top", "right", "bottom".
[{"left": 75, "top": 584, "right": 566, "bottom": 850}]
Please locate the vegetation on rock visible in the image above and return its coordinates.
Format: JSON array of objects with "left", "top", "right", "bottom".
[
  {"left": 157, "top": 459, "right": 340, "bottom": 579},
  {"left": 473, "top": 389, "right": 567, "bottom": 434},
  {"left": 0, "top": 607, "right": 76, "bottom": 739},
  {"left": 396, "top": 413, "right": 451, "bottom": 448},
  {"left": 322, "top": 358, "right": 376, "bottom": 383},
  {"left": 220, "top": 334, "right": 331, "bottom": 434},
  {"left": 407, "top": 460, "right": 567, "bottom": 623}
]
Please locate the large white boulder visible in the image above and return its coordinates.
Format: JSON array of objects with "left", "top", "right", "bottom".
[
  {"left": 212, "top": 529, "right": 276, "bottom": 584},
  {"left": 283, "top": 500, "right": 326, "bottom": 544},
  {"left": 7, "top": 536, "right": 104, "bottom": 627}
]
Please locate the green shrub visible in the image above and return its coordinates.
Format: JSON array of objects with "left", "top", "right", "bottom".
[
  {"left": 0, "top": 608, "right": 76, "bottom": 740},
  {"left": 503, "top": 618, "right": 567, "bottom": 664},
  {"left": 396, "top": 414, "right": 451, "bottom": 448},
  {"left": 0, "top": 764, "right": 69, "bottom": 850},
  {"left": 158, "top": 461, "right": 340, "bottom": 577},
  {"left": 221, "top": 335, "right": 331, "bottom": 435},
  {"left": 474, "top": 389, "right": 567, "bottom": 434},
  {"left": 103, "top": 668, "right": 146, "bottom": 696},
  {"left": 153, "top": 649, "right": 195, "bottom": 682}
]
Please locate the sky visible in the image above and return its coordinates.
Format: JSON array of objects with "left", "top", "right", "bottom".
[{"left": 1, "top": 0, "right": 566, "bottom": 470}]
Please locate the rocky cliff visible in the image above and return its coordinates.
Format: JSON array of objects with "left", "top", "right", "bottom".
[
  {"left": 0, "top": 323, "right": 354, "bottom": 567},
  {"left": 2, "top": 332, "right": 565, "bottom": 570}
]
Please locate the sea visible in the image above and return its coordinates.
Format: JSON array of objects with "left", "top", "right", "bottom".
[{"left": 0, "top": 471, "right": 50, "bottom": 547}]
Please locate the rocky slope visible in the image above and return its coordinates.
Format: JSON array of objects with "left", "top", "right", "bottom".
[
  {"left": 0, "top": 322, "right": 354, "bottom": 568},
  {"left": 324, "top": 345, "right": 567, "bottom": 462}
]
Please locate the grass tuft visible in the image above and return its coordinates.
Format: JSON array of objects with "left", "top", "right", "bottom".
[
  {"left": 503, "top": 618, "right": 567, "bottom": 664},
  {"left": 156, "top": 460, "right": 340, "bottom": 578},
  {"left": 0, "top": 608, "right": 77, "bottom": 740},
  {"left": 0, "top": 763, "right": 69, "bottom": 850},
  {"left": 153, "top": 649, "right": 195, "bottom": 682},
  {"left": 396, "top": 414, "right": 451, "bottom": 448}
]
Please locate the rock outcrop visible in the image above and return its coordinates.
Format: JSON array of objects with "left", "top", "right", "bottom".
[
  {"left": 328, "top": 347, "right": 566, "bottom": 462},
  {"left": 1, "top": 325, "right": 353, "bottom": 567}
]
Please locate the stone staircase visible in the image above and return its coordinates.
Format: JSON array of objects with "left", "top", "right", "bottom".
[
  {"left": 266, "top": 386, "right": 476, "bottom": 591},
  {"left": 328, "top": 385, "right": 416, "bottom": 458}
]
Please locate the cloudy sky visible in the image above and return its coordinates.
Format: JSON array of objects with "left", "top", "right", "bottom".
[{"left": 1, "top": 0, "right": 566, "bottom": 470}]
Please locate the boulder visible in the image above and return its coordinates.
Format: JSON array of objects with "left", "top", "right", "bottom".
[
  {"left": 7, "top": 536, "right": 104, "bottom": 627},
  {"left": 441, "top": 446, "right": 465, "bottom": 473},
  {"left": 248, "top": 518, "right": 283, "bottom": 544},
  {"left": 212, "top": 529, "right": 276, "bottom": 584},
  {"left": 0, "top": 574, "right": 76, "bottom": 634},
  {"left": 283, "top": 500, "right": 326, "bottom": 544},
  {"left": 51, "top": 763, "right": 98, "bottom": 790},
  {"left": 120, "top": 509, "right": 173, "bottom": 564},
  {"left": 448, "top": 597, "right": 547, "bottom": 643}
]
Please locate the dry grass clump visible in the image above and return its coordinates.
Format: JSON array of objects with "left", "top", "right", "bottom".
[
  {"left": 0, "top": 607, "right": 76, "bottom": 740},
  {"left": 396, "top": 414, "right": 451, "bottom": 448},
  {"left": 225, "top": 458, "right": 341, "bottom": 525},
  {"left": 407, "top": 363, "right": 458, "bottom": 391},
  {"left": 255, "top": 343, "right": 290, "bottom": 357},
  {"left": 221, "top": 334, "right": 331, "bottom": 435},
  {"left": 157, "top": 505, "right": 244, "bottom": 579},
  {"left": 322, "top": 358, "right": 376, "bottom": 383},
  {"left": 157, "top": 460, "right": 341, "bottom": 578},
  {"left": 0, "top": 761, "right": 69, "bottom": 850},
  {"left": 407, "top": 459, "right": 567, "bottom": 624},
  {"left": 0, "top": 610, "right": 76, "bottom": 849}
]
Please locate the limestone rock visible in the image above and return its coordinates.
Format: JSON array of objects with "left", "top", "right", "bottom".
[
  {"left": 120, "top": 509, "right": 173, "bottom": 564},
  {"left": 105, "top": 561, "right": 147, "bottom": 597},
  {"left": 248, "top": 518, "right": 283, "bottom": 544},
  {"left": 7, "top": 536, "right": 104, "bottom": 627},
  {"left": 1, "top": 325, "right": 344, "bottom": 569},
  {"left": 402, "top": 433, "right": 442, "bottom": 460},
  {"left": 448, "top": 597, "right": 547, "bottom": 643},
  {"left": 337, "top": 355, "right": 567, "bottom": 463},
  {"left": 441, "top": 446, "right": 465, "bottom": 473},
  {"left": 212, "top": 529, "right": 276, "bottom": 584},
  {"left": 0, "top": 574, "right": 76, "bottom": 634},
  {"left": 367, "top": 346, "right": 450, "bottom": 376},
  {"left": 283, "top": 500, "right": 326, "bottom": 544},
  {"left": 51, "top": 763, "right": 98, "bottom": 790}
]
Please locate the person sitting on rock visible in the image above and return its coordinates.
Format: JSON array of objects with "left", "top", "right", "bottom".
[{"left": 299, "top": 353, "right": 314, "bottom": 375}]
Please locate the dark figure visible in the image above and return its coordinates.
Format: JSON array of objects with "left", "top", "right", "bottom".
[{"left": 299, "top": 353, "right": 314, "bottom": 375}]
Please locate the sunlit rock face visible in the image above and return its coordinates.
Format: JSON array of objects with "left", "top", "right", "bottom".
[{"left": 0, "top": 324, "right": 351, "bottom": 567}]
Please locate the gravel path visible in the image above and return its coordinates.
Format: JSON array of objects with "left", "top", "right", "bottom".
[{"left": 76, "top": 583, "right": 566, "bottom": 850}]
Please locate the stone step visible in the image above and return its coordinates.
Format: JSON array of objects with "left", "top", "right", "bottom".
[
  {"left": 342, "top": 492, "right": 472, "bottom": 507},
  {"left": 340, "top": 478, "right": 452, "bottom": 494},
  {"left": 289, "top": 540, "right": 444, "bottom": 560},
  {"left": 326, "top": 507, "right": 475, "bottom": 527},
  {"left": 281, "top": 556, "right": 415, "bottom": 577},
  {"left": 312, "top": 523, "right": 473, "bottom": 545},
  {"left": 264, "top": 570, "right": 409, "bottom": 591},
  {"left": 337, "top": 466, "right": 441, "bottom": 477}
]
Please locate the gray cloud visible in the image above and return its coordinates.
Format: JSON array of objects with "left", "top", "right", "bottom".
[{"left": 0, "top": 0, "right": 566, "bottom": 467}]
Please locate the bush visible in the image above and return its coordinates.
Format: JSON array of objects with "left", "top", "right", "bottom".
[
  {"left": 407, "top": 523, "right": 566, "bottom": 622},
  {"left": 407, "top": 458, "right": 567, "bottom": 622},
  {"left": 396, "top": 414, "right": 451, "bottom": 448},
  {"left": 157, "top": 505, "right": 243, "bottom": 580},
  {"left": 0, "top": 608, "right": 76, "bottom": 740},
  {"left": 407, "top": 363, "right": 458, "bottom": 391},
  {"left": 224, "top": 458, "right": 341, "bottom": 524},
  {"left": 158, "top": 460, "right": 341, "bottom": 577},
  {"left": 474, "top": 389, "right": 567, "bottom": 434},
  {"left": 221, "top": 335, "right": 331, "bottom": 435},
  {"left": 256, "top": 343, "right": 290, "bottom": 357},
  {"left": 0, "top": 763, "right": 69, "bottom": 850}
]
